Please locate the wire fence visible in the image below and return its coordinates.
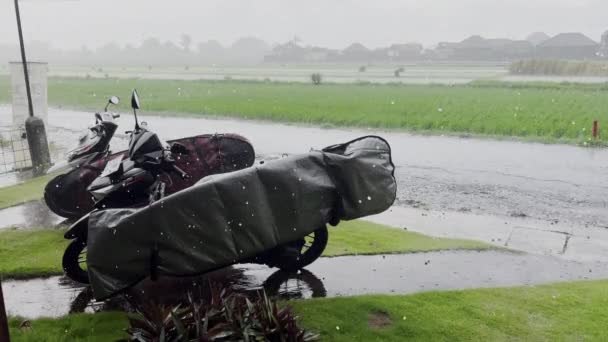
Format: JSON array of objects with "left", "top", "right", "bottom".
[{"left": 0, "top": 125, "right": 32, "bottom": 174}]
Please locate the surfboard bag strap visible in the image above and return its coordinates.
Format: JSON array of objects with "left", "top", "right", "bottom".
[{"left": 87, "top": 135, "right": 396, "bottom": 299}]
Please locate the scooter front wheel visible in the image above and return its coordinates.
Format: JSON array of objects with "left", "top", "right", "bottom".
[
  {"left": 44, "top": 174, "right": 91, "bottom": 219},
  {"left": 63, "top": 238, "right": 90, "bottom": 284},
  {"left": 276, "top": 226, "right": 329, "bottom": 271}
]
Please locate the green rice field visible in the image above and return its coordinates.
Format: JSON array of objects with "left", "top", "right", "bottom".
[{"left": 0, "top": 75, "right": 606, "bottom": 144}]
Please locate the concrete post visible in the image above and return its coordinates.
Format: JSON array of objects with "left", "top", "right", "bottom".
[{"left": 25, "top": 116, "right": 51, "bottom": 175}]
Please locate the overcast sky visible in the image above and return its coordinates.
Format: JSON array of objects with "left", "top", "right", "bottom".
[{"left": 1, "top": 0, "right": 607, "bottom": 49}]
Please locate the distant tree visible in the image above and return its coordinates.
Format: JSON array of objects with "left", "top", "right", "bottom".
[
  {"left": 394, "top": 67, "right": 404, "bottom": 77},
  {"left": 359, "top": 65, "right": 367, "bottom": 72},
  {"left": 311, "top": 73, "right": 322, "bottom": 85},
  {"left": 180, "top": 34, "right": 192, "bottom": 52}
]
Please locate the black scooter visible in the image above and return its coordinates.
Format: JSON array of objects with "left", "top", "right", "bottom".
[{"left": 62, "top": 90, "right": 328, "bottom": 284}]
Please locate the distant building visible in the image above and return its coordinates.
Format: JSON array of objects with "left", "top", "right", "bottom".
[
  {"left": 433, "top": 35, "right": 533, "bottom": 61},
  {"left": 526, "top": 32, "right": 550, "bottom": 46},
  {"left": 303, "top": 47, "right": 337, "bottom": 62},
  {"left": 339, "top": 43, "right": 372, "bottom": 62},
  {"left": 382, "top": 43, "right": 423, "bottom": 61},
  {"left": 536, "top": 33, "right": 599, "bottom": 59},
  {"left": 264, "top": 41, "right": 306, "bottom": 63}
]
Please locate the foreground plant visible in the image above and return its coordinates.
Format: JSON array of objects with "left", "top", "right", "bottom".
[{"left": 125, "top": 285, "right": 319, "bottom": 341}]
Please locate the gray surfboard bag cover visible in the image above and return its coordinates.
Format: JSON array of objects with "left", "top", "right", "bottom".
[{"left": 87, "top": 136, "right": 397, "bottom": 299}]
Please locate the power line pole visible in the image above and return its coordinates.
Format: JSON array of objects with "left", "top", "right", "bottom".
[
  {"left": 14, "top": 0, "right": 51, "bottom": 175},
  {"left": 14, "top": 0, "right": 34, "bottom": 118}
]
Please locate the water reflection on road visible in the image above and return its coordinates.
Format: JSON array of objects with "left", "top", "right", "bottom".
[{"left": 4, "top": 250, "right": 608, "bottom": 319}]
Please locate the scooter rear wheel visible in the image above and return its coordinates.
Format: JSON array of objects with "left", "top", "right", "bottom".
[
  {"left": 276, "top": 226, "right": 328, "bottom": 271},
  {"left": 63, "top": 238, "right": 90, "bottom": 284}
]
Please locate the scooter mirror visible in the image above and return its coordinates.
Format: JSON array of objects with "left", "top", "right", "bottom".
[
  {"left": 131, "top": 89, "right": 140, "bottom": 110},
  {"left": 105, "top": 96, "right": 120, "bottom": 112},
  {"left": 109, "top": 96, "right": 120, "bottom": 105}
]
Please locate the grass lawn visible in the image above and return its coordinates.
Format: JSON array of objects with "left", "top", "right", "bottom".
[
  {"left": 0, "top": 227, "right": 68, "bottom": 279},
  {"left": 8, "top": 280, "right": 608, "bottom": 341},
  {"left": 0, "top": 174, "right": 54, "bottom": 209},
  {"left": 325, "top": 220, "right": 490, "bottom": 256},
  {"left": 0, "top": 220, "right": 492, "bottom": 279},
  {"left": 9, "top": 312, "right": 127, "bottom": 342},
  {"left": 1, "top": 76, "right": 606, "bottom": 144},
  {"left": 290, "top": 279, "right": 608, "bottom": 341}
]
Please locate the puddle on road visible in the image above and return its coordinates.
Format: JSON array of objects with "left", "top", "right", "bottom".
[
  {"left": 0, "top": 200, "right": 65, "bottom": 229},
  {"left": 4, "top": 250, "right": 608, "bottom": 319}
]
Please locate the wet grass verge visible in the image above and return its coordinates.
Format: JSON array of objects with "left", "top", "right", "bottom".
[
  {"left": 291, "top": 279, "right": 608, "bottom": 341},
  {"left": 0, "top": 220, "right": 491, "bottom": 279},
  {"left": 8, "top": 280, "right": 607, "bottom": 341},
  {"left": 326, "top": 220, "right": 492, "bottom": 256},
  {"left": 9, "top": 312, "right": 127, "bottom": 342},
  {"left": 0, "top": 227, "right": 68, "bottom": 279},
  {"left": 0, "top": 174, "right": 54, "bottom": 210}
]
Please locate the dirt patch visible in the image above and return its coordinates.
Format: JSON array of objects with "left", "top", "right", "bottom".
[{"left": 368, "top": 310, "right": 393, "bottom": 329}]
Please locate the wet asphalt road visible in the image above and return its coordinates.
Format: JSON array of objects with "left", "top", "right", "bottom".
[
  {"left": 1, "top": 105, "right": 607, "bottom": 258},
  {"left": 4, "top": 249, "right": 608, "bottom": 319},
  {"left": 1, "top": 106, "right": 608, "bottom": 318},
  {"left": 3, "top": 105, "right": 605, "bottom": 231}
]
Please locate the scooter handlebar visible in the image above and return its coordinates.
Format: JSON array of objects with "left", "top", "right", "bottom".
[{"left": 171, "top": 164, "right": 190, "bottom": 180}]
